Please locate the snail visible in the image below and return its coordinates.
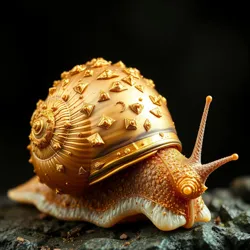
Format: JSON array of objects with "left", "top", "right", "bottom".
[{"left": 8, "top": 57, "right": 239, "bottom": 231}]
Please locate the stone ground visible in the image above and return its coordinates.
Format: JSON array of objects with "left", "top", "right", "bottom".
[{"left": 0, "top": 176, "right": 250, "bottom": 250}]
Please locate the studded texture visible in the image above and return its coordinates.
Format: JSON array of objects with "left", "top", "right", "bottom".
[{"left": 27, "top": 57, "right": 181, "bottom": 196}]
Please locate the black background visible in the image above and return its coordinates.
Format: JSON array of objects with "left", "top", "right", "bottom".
[{"left": 1, "top": 1, "right": 249, "bottom": 194}]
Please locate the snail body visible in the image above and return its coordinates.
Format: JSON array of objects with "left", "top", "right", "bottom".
[{"left": 8, "top": 58, "right": 238, "bottom": 231}]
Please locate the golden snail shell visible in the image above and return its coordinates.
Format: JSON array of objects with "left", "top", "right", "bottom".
[
  {"left": 28, "top": 58, "right": 181, "bottom": 195},
  {"left": 8, "top": 58, "right": 239, "bottom": 231}
]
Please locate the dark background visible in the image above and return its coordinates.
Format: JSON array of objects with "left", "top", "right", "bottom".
[{"left": 1, "top": 1, "right": 249, "bottom": 194}]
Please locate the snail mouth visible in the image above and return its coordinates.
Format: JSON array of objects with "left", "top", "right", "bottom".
[
  {"left": 183, "top": 199, "right": 196, "bottom": 228},
  {"left": 8, "top": 177, "right": 211, "bottom": 231}
]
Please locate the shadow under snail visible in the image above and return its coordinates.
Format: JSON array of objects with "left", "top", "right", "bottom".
[{"left": 8, "top": 58, "right": 239, "bottom": 231}]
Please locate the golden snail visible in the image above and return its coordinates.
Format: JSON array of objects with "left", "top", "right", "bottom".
[{"left": 8, "top": 58, "right": 239, "bottom": 231}]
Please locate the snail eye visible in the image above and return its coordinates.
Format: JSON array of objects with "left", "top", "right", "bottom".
[{"left": 182, "top": 186, "right": 193, "bottom": 196}]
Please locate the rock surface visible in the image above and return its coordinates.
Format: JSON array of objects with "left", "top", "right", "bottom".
[
  {"left": 1, "top": 176, "right": 250, "bottom": 250},
  {"left": 230, "top": 176, "right": 250, "bottom": 203}
]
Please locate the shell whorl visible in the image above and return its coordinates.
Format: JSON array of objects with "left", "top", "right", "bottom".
[{"left": 28, "top": 58, "right": 181, "bottom": 195}]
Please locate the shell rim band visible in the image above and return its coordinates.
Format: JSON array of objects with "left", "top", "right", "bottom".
[{"left": 89, "top": 131, "right": 182, "bottom": 185}]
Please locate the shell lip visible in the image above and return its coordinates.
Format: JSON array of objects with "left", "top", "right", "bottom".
[{"left": 89, "top": 130, "right": 182, "bottom": 185}]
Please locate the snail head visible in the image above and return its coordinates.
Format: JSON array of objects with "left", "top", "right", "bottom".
[
  {"left": 158, "top": 96, "right": 238, "bottom": 200},
  {"left": 179, "top": 96, "right": 238, "bottom": 199},
  {"left": 174, "top": 170, "right": 207, "bottom": 199}
]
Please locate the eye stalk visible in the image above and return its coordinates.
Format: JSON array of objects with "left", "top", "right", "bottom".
[{"left": 188, "top": 96, "right": 239, "bottom": 183}]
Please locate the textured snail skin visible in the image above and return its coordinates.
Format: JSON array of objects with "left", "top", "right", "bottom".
[
  {"left": 8, "top": 58, "right": 239, "bottom": 231},
  {"left": 8, "top": 148, "right": 211, "bottom": 231}
]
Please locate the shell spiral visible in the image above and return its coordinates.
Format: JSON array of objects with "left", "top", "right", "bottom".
[{"left": 28, "top": 58, "right": 182, "bottom": 196}]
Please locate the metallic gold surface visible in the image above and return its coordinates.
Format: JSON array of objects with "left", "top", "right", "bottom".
[
  {"left": 129, "top": 103, "right": 144, "bottom": 114},
  {"left": 97, "top": 69, "right": 119, "bottom": 80},
  {"left": 122, "top": 75, "right": 137, "bottom": 86},
  {"left": 27, "top": 57, "right": 182, "bottom": 195},
  {"left": 82, "top": 69, "right": 93, "bottom": 77},
  {"left": 144, "top": 119, "right": 151, "bottom": 131},
  {"left": 98, "top": 90, "right": 110, "bottom": 102},
  {"left": 80, "top": 103, "right": 95, "bottom": 117},
  {"left": 149, "top": 95, "right": 162, "bottom": 106},
  {"left": 150, "top": 107, "right": 162, "bottom": 117},
  {"left": 124, "top": 118, "right": 138, "bottom": 130},
  {"left": 89, "top": 131, "right": 181, "bottom": 185},
  {"left": 73, "top": 82, "right": 89, "bottom": 94},
  {"left": 62, "top": 94, "right": 69, "bottom": 102},
  {"left": 87, "top": 133, "right": 105, "bottom": 146},
  {"left": 109, "top": 81, "right": 128, "bottom": 92},
  {"left": 134, "top": 84, "right": 144, "bottom": 92},
  {"left": 97, "top": 115, "right": 116, "bottom": 129}
]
